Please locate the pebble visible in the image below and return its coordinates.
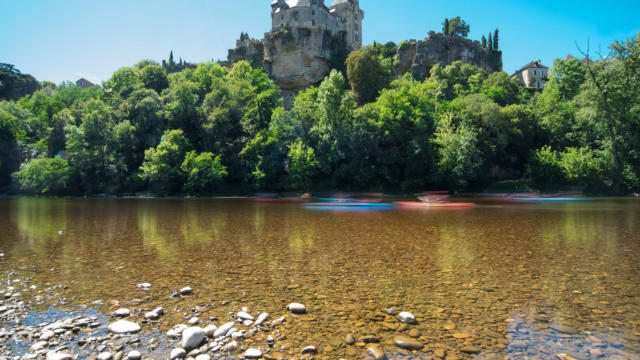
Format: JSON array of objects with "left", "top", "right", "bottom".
[
  {"left": 114, "top": 308, "right": 130, "bottom": 317},
  {"left": 397, "top": 312, "right": 417, "bottom": 324},
  {"left": 366, "top": 345, "right": 386, "bottom": 360},
  {"left": 255, "top": 312, "right": 269, "bottom": 326},
  {"left": 170, "top": 348, "right": 187, "bottom": 360},
  {"left": 203, "top": 324, "right": 217, "bottom": 337},
  {"left": 181, "top": 327, "right": 205, "bottom": 350},
  {"left": 188, "top": 317, "right": 199, "bottom": 325},
  {"left": 107, "top": 320, "right": 140, "bottom": 334},
  {"left": 30, "top": 341, "right": 48, "bottom": 351},
  {"left": 213, "top": 322, "right": 234, "bottom": 338},
  {"left": 46, "top": 352, "right": 73, "bottom": 360},
  {"left": 243, "top": 348, "right": 262, "bottom": 359},
  {"left": 461, "top": 346, "right": 481, "bottom": 354},
  {"left": 434, "top": 349, "right": 446, "bottom": 358},
  {"left": 136, "top": 283, "right": 151, "bottom": 289},
  {"left": 40, "top": 330, "right": 55, "bottom": 341},
  {"left": 301, "top": 345, "right": 317, "bottom": 354},
  {"left": 237, "top": 311, "right": 254, "bottom": 321},
  {"left": 287, "top": 303, "right": 306, "bottom": 314},
  {"left": 126, "top": 351, "right": 141, "bottom": 360},
  {"left": 393, "top": 335, "right": 424, "bottom": 350},
  {"left": 195, "top": 355, "right": 210, "bottom": 360},
  {"left": 144, "top": 311, "right": 159, "bottom": 320},
  {"left": 179, "top": 286, "right": 193, "bottom": 295},
  {"left": 345, "top": 333, "right": 355, "bottom": 345},
  {"left": 98, "top": 352, "right": 113, "bottom": 360}
]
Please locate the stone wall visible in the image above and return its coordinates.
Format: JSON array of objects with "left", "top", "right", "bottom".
[
  {"left": 226, "top": 35, "right": 265, "bottom": 69},
  {"left": 397, "top": 32, "right": 502, "bottom": 80}
]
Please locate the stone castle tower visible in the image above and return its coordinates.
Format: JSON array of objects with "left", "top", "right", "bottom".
[{"left": 270, "top": 0, "right": 364, "bottom": 51}]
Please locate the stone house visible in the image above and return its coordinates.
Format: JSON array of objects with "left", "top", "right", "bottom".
[
  {"left": 76, "top": 78, "right": 95, "bottom": 89},
  {"left": 511, "top": 60, "right": 548, "bottom": 89}
]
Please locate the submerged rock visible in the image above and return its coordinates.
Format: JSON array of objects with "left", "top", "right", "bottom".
[
  {"left": 107, "top": 320, "right": 140, "bottom": 334},
  {"left": 170, "top": 348, "right": 186, "bottom": 360},
  {"left": 179, "top": 286, "right": 193, "bottom": 295},
  {"left": 181, "top": 326, "right": 205, "bottom": 350},
  {"left": 287, "top": 303, "right": 306, "bottom": 314},
  {"left": 393, "top": 335, "right": 424, "bottom": 350},
  {"left": 126, "top": 351, "right": 141, "bottom": 360},
  {"left": 46, "top": 352, "right": 73, "bottom": 360},
  {"left": 243, "top": 348, "right": 262, "bottom": 359},
  {"left": 397, "top": 312, "right": 417, "bottom": 324}
]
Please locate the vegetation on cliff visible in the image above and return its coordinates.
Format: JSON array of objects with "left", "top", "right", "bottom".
[{"left": 1, "top": 33, "right": 639, "bottom": 195}]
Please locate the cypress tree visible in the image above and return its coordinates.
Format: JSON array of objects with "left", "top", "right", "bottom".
[
  {"left": 443, "top": 18, "right": 449, "bottom": 35},
  {"left": 169, "top": 51, "right": 175, "bottom": 66},
  {"left": 482, "top": 35, "right": 487, "bottom": 48},
  {"left": 493, "top": 29, "right": 499, "bottom": 50},
  {"left": 488, "top": 33, "right": 493, "bottom": 50}
]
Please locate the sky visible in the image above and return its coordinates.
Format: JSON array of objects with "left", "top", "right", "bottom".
[{"left": 1, "top": 0, "right": 638, "bottom": 84}]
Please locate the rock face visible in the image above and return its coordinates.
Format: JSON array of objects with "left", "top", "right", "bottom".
[
  {"left": 396, "top": 32, "right": 502, "bottom": 79},
  {"left": 263, "top": 27, "right": 345, "bottom": 91}
]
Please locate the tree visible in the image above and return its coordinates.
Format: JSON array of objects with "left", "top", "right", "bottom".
[
  {"left": 181, "top": 151, "right": 228, "bottom": 194},
  {"left": 446, "top": 16, "right": 470, "bottom": 37},
  {"left": 12, "top": 156, "right": 70, "bottom": 195},
  {"left": 482, "top": 35, "right": 487, "bottom": 48},
  {"left": 488, "top": 32, "right": 493, "bottom": 50},
  {"left": 346, "top": 46, "right": 392, "bottom": 105},
  {"left": 0, "top": 108, "right": 20, "bottom": 188},
  {"left": 493, "top": 29, "right": 499, "bottom": 50},
  {"left": 433, "top": 112, "right": 481, "bottom": 190},
  {"left": 138, "top": 64, "right": 169, "bottom": 94},
  {"left": 287, "top": 141, "right": 319, "bottom": 191},
  {"left": 443, "top": 18, "right": 450, "bottom": 35},
  {"left": 580, "top": 32, "right": 640, "bottom": 190},
  {"left": 140, "top": 129, "right": 192, "bottom": 194},
  {"left": 546, "top": 57, "right": 586, "bottom": 100}
]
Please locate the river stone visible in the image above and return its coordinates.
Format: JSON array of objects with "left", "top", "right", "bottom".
[
  {"left": 461, "top": 346, "right": 481, "bottom": 354},
  {"left": 137, "top": 283, "right": 151, "bottom": 289},
  {"left": 243, "top": 348, "right": 262, "bottom": 358},
  {"left": 393, "top": 336, "right": 424, "bottom": 350},
  {"left": 434, "top": 349, "right": 446, "bottom": 358},
  {"left": 550, "top": 324, "right": 578, "bottom": 334},
  {"left": 98, "top": 352, "right": 113, "bottom": 360},
  {"left": 366, "top": 345, "right": 386, "bottom": 360},
  {"left": 287, "top": 303, "right": 306, "bottom": 314},
  {"left": 126, "top": 351, "right": 141, "bottom": 360},
  {"left": 213, "top": 322, "right": 234, "bottom": 338},
  {"left": 170, "top": 348, "right": 186, "bottom": 360},
  {"left": 255, "top": 312, "right": 268, "bottom": 326},
  {"left": 46, "top": 352, "right": 73, "bottom": 360},
  {"left": 301, "top": 346, "right": 317, "bottom": 354},
  {"left": 237, "top": 311, "right": 254, "bottom": 321},
  {"left": 397, "top": 312, "right": 417, "bottom": 324},
  {"left": 40, "top": 330, "right": 55, "bottom": 341},
  {"left": 144, "top": 311, "right": 159, "bottom": 320},
  {"left": 203, "top": 325, "right": 217, "bottom": 337},
  {"left": 345, "top": 333, "right": 355, "bottom": 345},
  {"left": 115, "top": 308, "right": 130, "bottom": 317},
  {"left": 179, "top": 286, "right": 193, "bottom": 295},
  {"left": 181, "top": 327, "right": 205, "bottom": 350},
  {"left": 30, "top": 341, "right": 48, "bottom": 352},
  {"left": 195, "top": 355, "right": 210, "bottom": 360},
  {"left": 108, "top": 320, "right": 140, "bottom": 334}
]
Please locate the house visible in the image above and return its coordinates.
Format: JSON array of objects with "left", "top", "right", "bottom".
[
  {"left": 511, "top": 60, "right": 548, "bottom": 89},
  {"left": 76, "top": 78, "right": 95, "bottom": 89}
]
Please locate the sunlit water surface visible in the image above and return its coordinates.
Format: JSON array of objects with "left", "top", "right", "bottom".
[{"left": 0, "top": 198, "right": 639, "bottom": 359}]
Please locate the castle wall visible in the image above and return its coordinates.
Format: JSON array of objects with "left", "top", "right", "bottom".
[{"left": 397, "top": 31, "right": 503, "bottom": 79}]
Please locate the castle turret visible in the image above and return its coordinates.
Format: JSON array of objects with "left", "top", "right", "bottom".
[{"left": 329, "top": 0, "right": 364, "bottom": 50}]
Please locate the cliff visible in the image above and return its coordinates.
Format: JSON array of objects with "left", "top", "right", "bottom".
[
  {"left": 263, "top": 27, "right": 345, "bottom": 91},
  {"left": 397, "top": 32, "right": 502, "bottom": 80}
]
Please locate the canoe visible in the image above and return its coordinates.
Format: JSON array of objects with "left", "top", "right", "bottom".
[{"left": 394, "top": 201, "right": 475, "bottom": 208}]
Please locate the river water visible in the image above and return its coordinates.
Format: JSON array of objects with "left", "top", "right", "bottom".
[{"left": 0, "top": 198, "right": 639, "bottom": 359}]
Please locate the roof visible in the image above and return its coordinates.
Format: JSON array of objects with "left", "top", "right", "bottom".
[
  {"left": 330, "top": 0, "right": 352, "bottom": 6},
  {"left": 512, "top": 60, "right": 549, "bottom": 76}
]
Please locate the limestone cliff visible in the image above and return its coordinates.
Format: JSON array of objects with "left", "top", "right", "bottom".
[
  {"left": 397, "top": 32, "right": 502, "bottom": 80},
  {"left": 263, "top": 27, "right": 345, "bottom": 91}
]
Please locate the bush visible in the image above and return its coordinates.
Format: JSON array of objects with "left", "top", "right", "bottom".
[
  {"left": 559, "top": 147, "right": 603, "bottom": 188},
  {"left": 181, "top": 151, "right": 228, "bottom": 195},
  {"left": 527, "top": 146, "right": 565, "bottom": 189},
  {"left": 12, "top": 156, "right": 70, "bottom": 195}
]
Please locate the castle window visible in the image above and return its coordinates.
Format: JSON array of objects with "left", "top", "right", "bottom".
[
  {"left": 534, "top": 70, "right": 537, "bottom": 75},
  {"left": 312, "top": 20, "right": 316, "bottom": 26},
  {"left": 312, "top": 10, "right": 315, "bottom": 16}
]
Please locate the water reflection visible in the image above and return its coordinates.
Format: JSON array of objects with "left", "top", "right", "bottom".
[{"left": 0, "top": 198, "right": 639, "bottom": 359}]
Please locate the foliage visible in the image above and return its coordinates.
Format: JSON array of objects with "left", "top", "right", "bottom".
[
  {"left": 493, "top": 29, "right": 499, "bottom": 50},
  {"left": 445, "top": 17, "right": 470, "bottom": 37},
  {"left": 0, "top": 64, "right": 38, "bottom": 101},
  {"left": 346, "top": 46, "right": 392, "bottom": 105},
  {"left": 12, "top": 156, "right": 70, "bottom": 194},
  {"left": 181, "top": 151, "right": 228, "bottom": 194},
  {"left": 287, "top": 141, "right": 319, "bottom": 191},
  {"left": 140, "top": 129, "right": 192, "bottom": 194}
]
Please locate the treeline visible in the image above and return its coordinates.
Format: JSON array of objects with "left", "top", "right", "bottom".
[{"left": 1, "top": 33, "right": 639, "bottom": 195}]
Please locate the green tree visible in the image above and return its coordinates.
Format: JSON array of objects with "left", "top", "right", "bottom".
[
  {"left": 287, "top": 141, "right": 319, "bottom": 191},
  {"left": 12, "top": 156, "right": 70, "bottom": 194},
  {"left": 0, "top": 107, "right": 20, "bottom": 188},
  {"left": 181, "top": 151, "right": 228, "bottom": 194},
  {"left": 547, "top": 57, "right": 586, "bottom": 100},
  {"left": 346, "top": 47, "right": 392, "bottom": 105},
  {"left": 433, "top": 112, "right": 481, "bottom": 190},
  {"left": 488, "top": 32, "right": 493, "bottom": 49},
  {"left": 493, "top": 29, "right": 499, "bottom": 50},
  {"left": 138, "top": 64, "right": 169, "bottom": 94},
  {"left": 443, "top": 18, "right": 450, "bottom": 35},
  {"left": 140, "top": 129, "right": 192, "bottom": 194},
  {"left": 481, "top": 35, "right": 487, "bottom": 48},
  {"left": 446, "top": 16, "right": 470, "bottom": 37},
  {"left": 104, "top": 67, "right": 142, "bottom": 98}
]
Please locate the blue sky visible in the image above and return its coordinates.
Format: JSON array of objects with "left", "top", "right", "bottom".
[{"left": 1, "top": 0, "right": 638, "bottom": 84}]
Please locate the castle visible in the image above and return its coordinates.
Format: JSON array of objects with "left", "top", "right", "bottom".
[
  {"left": 270, "top": 0, "right": 364, "bottom": 52},
  {"left": 226, "top": 1, "right": 501, "bottom": 98}
]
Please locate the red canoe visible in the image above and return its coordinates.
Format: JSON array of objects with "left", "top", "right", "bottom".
[{"left": 395, "top": 201, "right": 475, "bottom": 208}]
